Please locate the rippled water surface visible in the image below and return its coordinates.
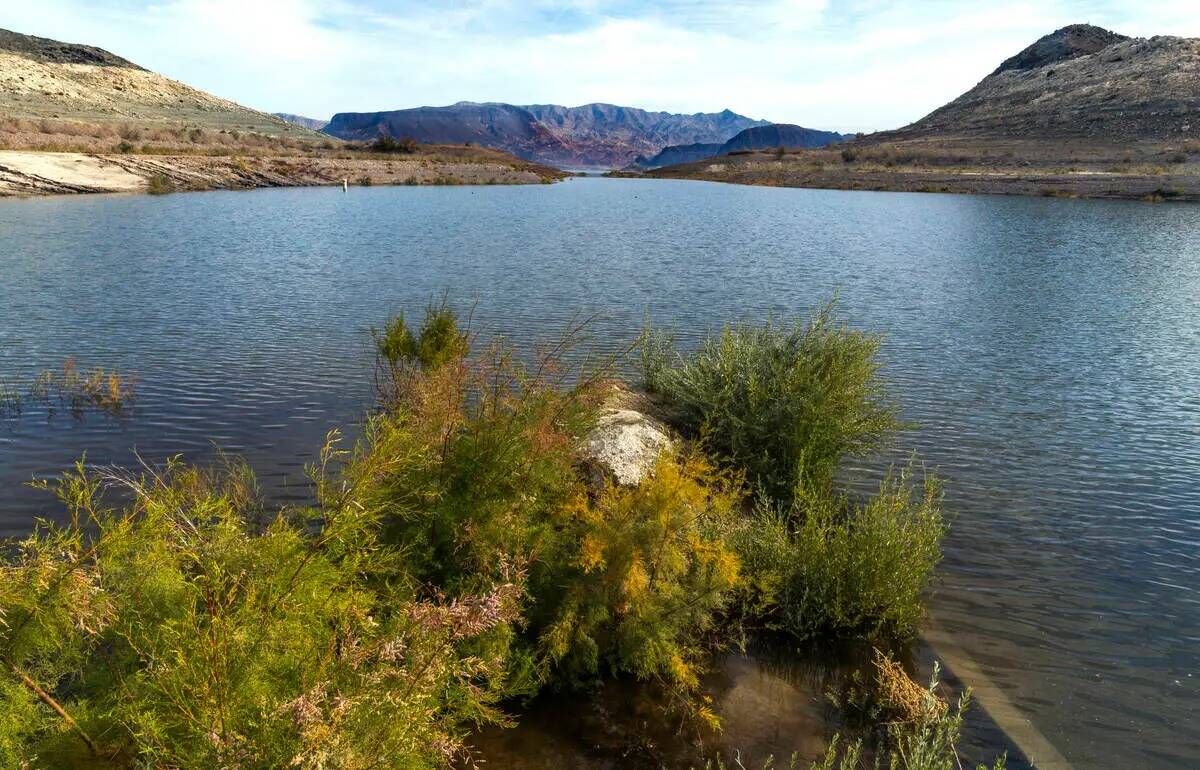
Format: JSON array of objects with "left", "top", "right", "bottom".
[{"left": 1, "top": 179, "right": 1198, "bottom": 767}]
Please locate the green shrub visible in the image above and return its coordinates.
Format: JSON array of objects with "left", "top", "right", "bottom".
[
  {"left": 354, "top": 306, "right": 741, "bottom": 697},
  {"left": 0, "top": 457, "right": 515, "bottom": 768},
  {"left": 370, "top": 300, "right": 468, "bottom": 373},
  {"left": 642, "top": 302, "right": 901, "bottom": 502},
  {"left": 734, "top": 464, "right": 944, "bottom": 640}
]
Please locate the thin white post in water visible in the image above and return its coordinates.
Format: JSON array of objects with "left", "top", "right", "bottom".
[{"left": 342, "top": 179, "right": 348, "bottom": 192}]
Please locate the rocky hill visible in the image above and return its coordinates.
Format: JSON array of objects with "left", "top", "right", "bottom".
[
  {"left": 0, "top": 27, "right": 316, "bottom": 138},
  {"left": 888, "top": 24, "right": 1200, "bottom": 142},
  {"left": 635, "top": 142, "right": 725, "bottom": 169},
  {"left": 324, "top": 102, "right": 766, "bottom": 169},
  {"left": 719, "top": 124, "right": 848, "bottom": 153},
  {"left": 636, "top": 123, "right": 848, "bottom": 169}
]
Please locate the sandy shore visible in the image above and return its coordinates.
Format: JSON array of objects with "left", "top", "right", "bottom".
[{"left": 0, "top": 149, "right": 563, "bottom": 197}]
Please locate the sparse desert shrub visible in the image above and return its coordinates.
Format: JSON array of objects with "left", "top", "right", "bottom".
[
  {"left": 841, "top": 147, "right": 859, "bottom": 163},
  {"left": 116, "top": 141, "right": 134, "bottom": 154},
  {"left": 146, "top": 174, "right": 176, "bottom": 195},
  {"left": 372, "top": 135, "right": 418, "bottom": 154},
  {"left": 733, "top": 464, "right": 944, "bottom": 640},
  {"left": 357, "top": 174, "right": 373, "bottom": 186},
  {"left": 641, "top": 302, "right": 901, "bottom": 502}
]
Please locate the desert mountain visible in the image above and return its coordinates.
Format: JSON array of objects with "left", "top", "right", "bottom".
[
  {"left": 0, "top": 27, "right": 316, "bottom": 138},
  {"left": 275, "top": 113, "right": 329, "bottom": 131},
  {"left": 888, "top": 24, "right": 1200, "bottom": 142},
  {"left": 324, "top": 102, "right": 767, "bottom": 168},
  {"left": 636, "top": 123, "right": 849, "bottom": 168}
]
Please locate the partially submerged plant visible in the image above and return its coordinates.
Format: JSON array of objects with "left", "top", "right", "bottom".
[
  {"left": 733, "top": 463, "right": 945, "bottom": 640},
  {"left": 641, "top": 301, "right": 901, "bottom": 503},
  {"left": 813, "top": 657, "right": 1006, "bottom": 770}
]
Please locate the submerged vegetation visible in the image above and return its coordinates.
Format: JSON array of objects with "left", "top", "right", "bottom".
[
  {"left": 0, "top": 359, "right": 136, "bottom": 419},
  {"left": 0, "top": 302, "right": 1000, "bottom": 768}
]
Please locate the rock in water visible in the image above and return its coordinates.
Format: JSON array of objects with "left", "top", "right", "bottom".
[{"left": 584, "top": 398, "right": 672, "bottom": 487}]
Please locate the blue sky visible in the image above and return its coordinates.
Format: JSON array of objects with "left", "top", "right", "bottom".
[{"left": 1, "top": 1, "right": 1195, "bottom": 131}]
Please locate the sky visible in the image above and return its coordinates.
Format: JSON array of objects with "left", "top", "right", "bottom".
[{"left": 1, "top": 1, "right": 1197, "bottom": 132}]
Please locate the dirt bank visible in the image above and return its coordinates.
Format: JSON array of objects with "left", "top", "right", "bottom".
[{"left": 0, "top": 149, "right": 564, "bottom": 196}]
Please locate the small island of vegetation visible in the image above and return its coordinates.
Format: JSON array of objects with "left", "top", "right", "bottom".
[{"left": 0, "top": 302, "right": 1003, "bottom": 769}]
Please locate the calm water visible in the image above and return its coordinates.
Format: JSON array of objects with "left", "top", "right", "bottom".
[{"left": 1, "top": 179, "right": 1198, "bottom": 767}]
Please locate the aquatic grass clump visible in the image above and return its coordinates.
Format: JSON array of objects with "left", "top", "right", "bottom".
[
  {"left": 37, "top": 359, "right": 137, "bottom": 416},
  {"left": 1, "top": 360, "right": 136, "bottom": 420},
  {"left": 0, "top": 381, "right": 21, "bottom": 417},
  {"left": 641, "top": 302, "right": 901, "bottom": 503},
  {"left": 733, "top": 464, "right": 944, "bottom": 640}
]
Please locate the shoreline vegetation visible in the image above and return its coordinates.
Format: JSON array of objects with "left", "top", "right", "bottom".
[{"left": 0, "top": 302, "right": 1005, "bottom": 769}]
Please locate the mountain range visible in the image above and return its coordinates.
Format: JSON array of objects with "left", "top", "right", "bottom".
[{"left": 321, "top": 102, "right": 772, "bottom": 169}]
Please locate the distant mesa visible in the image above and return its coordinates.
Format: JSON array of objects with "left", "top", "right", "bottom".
[{"left": 323, "top": 102, "right": 769, "bottom": 169}]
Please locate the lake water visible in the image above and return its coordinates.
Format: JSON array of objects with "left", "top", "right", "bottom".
[{"left": 1, "top": 178, "right": 1197, "bottom": 767}]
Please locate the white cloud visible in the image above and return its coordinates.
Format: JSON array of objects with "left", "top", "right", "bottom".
[{"left": 0, "top": 1, "right": 1191, "bottom": 131}]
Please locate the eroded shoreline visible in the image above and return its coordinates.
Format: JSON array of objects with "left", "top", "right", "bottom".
[{"left": 0, "top": 149, "right": 564, "bottom": 197}]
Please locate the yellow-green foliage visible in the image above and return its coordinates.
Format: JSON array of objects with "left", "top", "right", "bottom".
[
  {"left": 0, "top": 456, "right": 516, "bottom": 769},
  {"left": 641, "top": 301, "right": 900, "bottom": 502},
  {"left": 536, "top": 451, "right": 743, "bottom": 692},
  {"left": 735, "top": 465, "right": 945, "bottom": 639},
  {"left": 353, "top": 305, "right": 742, "bottom": 695}
]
